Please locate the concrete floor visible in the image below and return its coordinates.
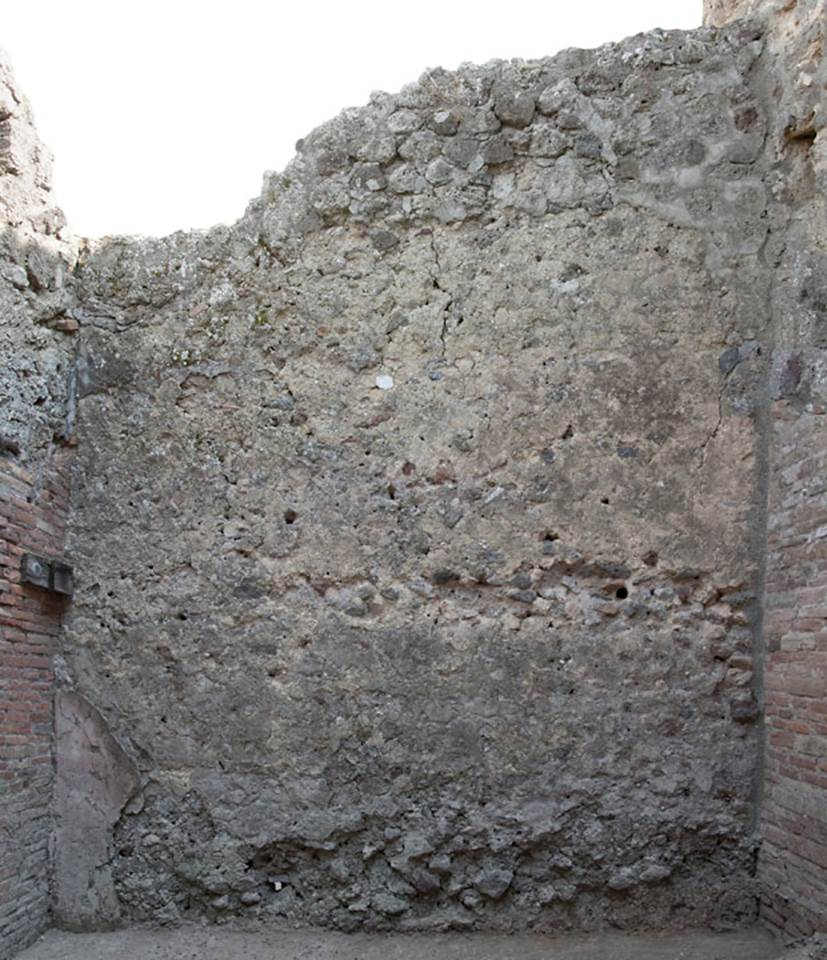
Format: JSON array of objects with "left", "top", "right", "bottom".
[{"left": 16, "top": 925, "right": 783, "bottom": 960}]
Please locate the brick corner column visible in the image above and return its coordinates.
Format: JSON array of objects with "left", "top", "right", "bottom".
[
  {"left": 759, "top": 389, "right": 827, "bottom": 938},
  {"left": 0, "top": 449, "right": 72, "bottom": 957}
]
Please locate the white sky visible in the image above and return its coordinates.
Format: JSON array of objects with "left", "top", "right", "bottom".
[{"left": 4, "top": 1, "right": 700, "bottom": 238}]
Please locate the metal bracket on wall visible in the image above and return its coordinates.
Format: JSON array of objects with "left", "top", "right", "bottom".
[{"left": 21, "top": 553, "right": 74, "bottom": 596}]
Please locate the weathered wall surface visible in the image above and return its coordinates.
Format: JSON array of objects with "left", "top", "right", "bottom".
[
  {"left": 0, "top": 0, "right": 818, "bottom": 945},
  {"left": 60, "top": 22, "right": 776, "bottom": 932},
  {"left": 0, "top": 51, "right": 77, "bottom": 465},
  {"left": 704, "top": 0, "right": 766, "bottom": 26},
  {"left": 0, "top": 51, "right": 75, "bottom": 960}
]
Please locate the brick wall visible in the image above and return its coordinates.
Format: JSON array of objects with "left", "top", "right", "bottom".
[
  {"left": 760, "top": 385, "right": 827, "bottom": 937},
  {"left": 0, "top": 452, "right": 70, "bottom": 959}
]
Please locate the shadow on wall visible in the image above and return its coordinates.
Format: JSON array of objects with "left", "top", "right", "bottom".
[{"left": 52, "top": 691, "right": 140, "bottom": 931}]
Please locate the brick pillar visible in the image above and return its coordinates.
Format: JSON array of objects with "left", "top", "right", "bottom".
[
  {"left": 0, "top": 451, "right": 71, "bottom": 958},
  {"left": 759, "top": 371, "right": 827, "bottom": 937}
]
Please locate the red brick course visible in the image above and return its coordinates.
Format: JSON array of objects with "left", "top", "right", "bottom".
[
  {"left": 0, "top": 452, "right": 71, "bottom": 957},
  {"left": 759, "top": 399, "right": 827, "bottom": 937}
]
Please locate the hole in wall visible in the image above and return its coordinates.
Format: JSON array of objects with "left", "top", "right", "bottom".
[
  {"left": 284, "top": 509, "right": 297, "bottom": 524},
  {"left": 0, "top": 436, "right": 22, "bottom": 457},
  {"left": 615, "top": 586, "right": 628, "bottom": 600},
  {"left": 783, "top": 115, "right": 817, "bottom": 153}
]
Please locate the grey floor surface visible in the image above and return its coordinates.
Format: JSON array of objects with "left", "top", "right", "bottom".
[{"left": 16, "top": 925, "right": 783, "bottom": 960}]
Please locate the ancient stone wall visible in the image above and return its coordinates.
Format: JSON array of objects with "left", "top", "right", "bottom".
[
  {"left": 0, "top": 50, "right": 76, "bottom": 960},
  {"left": 0, "top": 0, "right": 825, "bottom": 949},
  {"left": 60, "top": 21, "right": 775, "bottom": 932}
]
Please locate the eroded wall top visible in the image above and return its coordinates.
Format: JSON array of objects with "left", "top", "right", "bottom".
[{"left": 0, "top": 49, "right": 76, "bottom": 474}]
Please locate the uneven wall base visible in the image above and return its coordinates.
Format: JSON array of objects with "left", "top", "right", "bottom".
[{"left": 110, "top": 784, "right": 759, "bottom": 932}]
